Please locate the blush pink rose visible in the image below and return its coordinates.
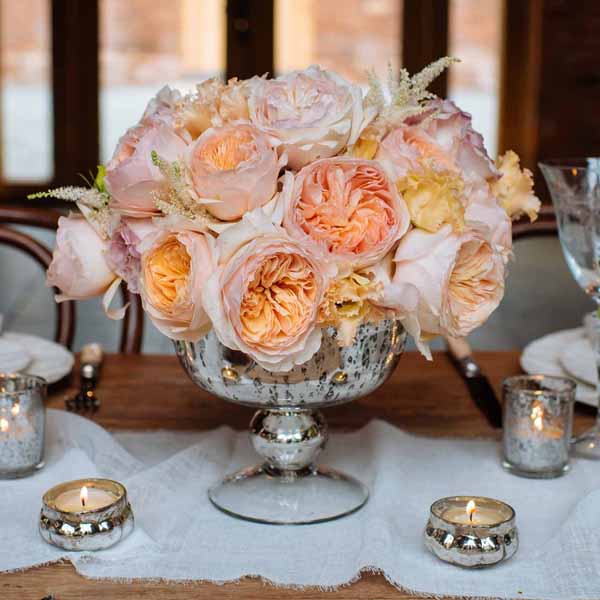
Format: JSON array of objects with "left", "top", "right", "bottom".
[
  {"left": 139, "top": 229, "right": 215, "bottom": 341},
  {"left": 377, "top": 99, "right": 498, "bottom": 183},
  {"left": 248, "top": 66, "right": 366, "bottom": 170},
  {"left": 105, "top": 124, "right": 189, "bottom": 217},
  {"left": 203, "top": 211, "right": 331, "bottom": 371},
  {"left": 187, "top": 123, "right": 280, "bottom": 221},
  {"left": 282, "top": 157, "right": 410, "bottom": 270},
  {"left": 106, "top": 218, "right": 158, "bottom": 293},
  {"left": 464, "top": 182, "right": 512, "bottom": 261},
  {"left": 47, "top": 216, "right": 116, "bottom": 301},
  {"left": 381, "top": 224, "right": 505, "bottom": 347}
]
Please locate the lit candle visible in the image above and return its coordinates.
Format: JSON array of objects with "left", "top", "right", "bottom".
[
  {"left": 52, "top": 484, "right": 117, "bottom": 513},
  {"left": 425, "top": 496, "right": 518, "bottom": 567},
  {"left": 40, "top": 478, "right": 134, "bottom": 551},
  {"left": 0, "top": 417, "right": 8, "bottom": 433}
]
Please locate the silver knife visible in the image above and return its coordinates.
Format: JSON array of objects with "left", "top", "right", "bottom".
[{"left": 446, "top": 337, "right": 503, "bottom": 428}]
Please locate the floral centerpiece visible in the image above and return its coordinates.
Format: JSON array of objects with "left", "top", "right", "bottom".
[{"left": 38, "top": 58, "right": 540, "bottom": 370}]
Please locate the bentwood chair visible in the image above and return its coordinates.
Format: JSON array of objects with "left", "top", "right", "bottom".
[{"left": 0, "top": 206, "right": 144, "bottom": 353}]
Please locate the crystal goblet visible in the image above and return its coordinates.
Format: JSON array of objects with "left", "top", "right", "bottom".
[
  {"left": 540, "top": 158, "right": 600, "bottom": 457},
  {"left": 175, "top": 320, "right": 405, "bottom": 524}
]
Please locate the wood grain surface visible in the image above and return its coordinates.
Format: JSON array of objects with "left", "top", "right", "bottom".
[{"left": 2, "top": 351, "right": 593, "bottom": 599}]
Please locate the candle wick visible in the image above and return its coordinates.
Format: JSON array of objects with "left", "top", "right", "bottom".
[
  {"left": 469, "top": 512, "right": 473, "bottom": 524},
  {"left": 81, "top": 497, "right": 86, "bottom": 508}
]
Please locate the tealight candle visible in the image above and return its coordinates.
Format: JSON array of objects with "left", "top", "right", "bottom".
[
  {"left": 39, "top": 478, "right": 134, "bottom": 551},
  {"left": 424, "top": 496, "right": 518, "bottom": 567},
  {"left": 502, "top": 375, "right": 575, "bottom": 478}
]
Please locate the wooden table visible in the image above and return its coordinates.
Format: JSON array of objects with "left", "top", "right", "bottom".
[{"left": 2, "top": 352, "right": 594, "bottom": 599}]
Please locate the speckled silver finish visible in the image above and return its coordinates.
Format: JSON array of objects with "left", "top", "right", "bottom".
[
  {"left": 39, "top": 479, "right": 134, "bottom": 551},
  {"left": 0, "top": 374, "right": 46, "bottom": 479},
  {"left": 176, "top": 321, "right": 405, "bottom": 524},
  {"left": 424, "top": 496, "right": 518, "bottom": 567},
  {"left": 175, "top": 320, "right": 406, "bottom": 408}
]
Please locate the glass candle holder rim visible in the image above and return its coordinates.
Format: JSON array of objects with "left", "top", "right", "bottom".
[
  {"left": 539, "top": 157, "right": 600, "bottom": 171},
  {"left": 0, "top": 373, "right": 47, "bottom": 396},
  {"left": 429, "top": 495, "right": 515, "bottom": 528},
  {"left": 43, "top": 477, "right": 126, "bottom": 514},
  {"left": 503, "top": 374, "right": 576, "bottom": 399}
]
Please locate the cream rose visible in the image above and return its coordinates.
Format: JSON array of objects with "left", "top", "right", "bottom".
[
  {"left": 47, "top": 216, "right": 116, "bottom": 301},
  {"left": 202, "top": 211, "right": 331, "bottom": 371},
  {"left": 381, "top": 225, "right": 505, "bottom": 348},
  {"left": 282, "top": 157, "right": 410, "bottom": 270},
  {"left": 248, "top": 66, "right": 366, "bottom": 170},
  {"left": 187, "top": 123, "right": 281, "bottom": 221},
  {"left": 105, "top": 124, "right": 189, "bottom": 217},
  {"left": 139, "top": 229, "right": 214, "bottom": 341},
  {"left": 492, "top": 150, "right": 541, "bottom": 222}
]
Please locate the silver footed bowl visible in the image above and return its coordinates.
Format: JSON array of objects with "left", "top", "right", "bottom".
[{"left": 175, "top": 320, "right": 406, "bottom": 525}]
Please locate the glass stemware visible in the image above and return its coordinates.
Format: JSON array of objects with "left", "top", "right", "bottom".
[{"left": 540, "top": 158, "right": 600, "bottom": 458}]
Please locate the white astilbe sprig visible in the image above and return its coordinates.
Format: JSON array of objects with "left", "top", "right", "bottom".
[
  {"left": 364, "top": 57, "right": 459, "bottom": 140},
  {"left": 150, "top": 151, "right": 220, "bottom": 229},
  {"left": 28, "top": 186, "right": 113, "bottom": 239}
]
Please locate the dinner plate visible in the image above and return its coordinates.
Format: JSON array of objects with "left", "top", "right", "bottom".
[
  {"left": 2, "top": 332, "right": 74, "bottom": 384},
  {"left": 520, "top": 328, "right": 596, "bottom": 406},
  {"left": 560, "top": 336, "right": 596, "bottom": 387},
  {"left": 0, "top": 339, "right": 31, "bottom": 374}
]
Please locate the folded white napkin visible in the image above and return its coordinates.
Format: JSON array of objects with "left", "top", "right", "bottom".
[{"left": 1, "top": 409, "right": 600, "bottom": 599}]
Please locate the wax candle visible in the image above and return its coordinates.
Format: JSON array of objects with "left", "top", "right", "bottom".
[
  {"left": 40, "top": 479, "right": 134, "bottom": 551},
  {"left": 424, "top": 496, "right": 518, "bottom": 567},
  {"left": 53, "top": 485, "right": 118, "bottom": 513}
]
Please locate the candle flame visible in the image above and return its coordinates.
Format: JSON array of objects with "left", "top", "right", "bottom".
[
  {"left": 80, "top": 486, "right": 88, "bottom": 508},
  {"left": 466, "top": 499, "right": 476, "bottom": 523},
  {"left": 0, "top": 418, "right": 8, "bottom": 433},
  {"left": 531, "top": 402, "right": 544, "bottom": 432},
  {"left": 571, "top": 168, "right": 578, "bottom": 177},
  {"left": 10, "top": 403, "right": 19, "bottom": 417}
]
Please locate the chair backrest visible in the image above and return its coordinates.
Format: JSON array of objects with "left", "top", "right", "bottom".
[
  {"left": 511, "top": 205, "right": 557, "bottom": 240},
  {"left": 0, "top": 206, "right": 144, "bottom": 354}
]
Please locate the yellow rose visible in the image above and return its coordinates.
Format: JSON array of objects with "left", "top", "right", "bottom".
[
  {"left": 318, "top": 271, "right": 384, "bottom": 346},
  {"left": 397, "top": 165, "right": 465, "bottom": 233},
  {"left": 492, "top": 150, "right": 540, "bottom": 222}
]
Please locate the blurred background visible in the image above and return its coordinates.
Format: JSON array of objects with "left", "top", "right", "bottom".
[{"left": 0, "top": 0, "right": 597, "bottom": 352}]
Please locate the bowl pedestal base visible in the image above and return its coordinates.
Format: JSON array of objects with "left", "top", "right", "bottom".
[{"left": 208, "top": 407, "right": 369, "bottom": 524}]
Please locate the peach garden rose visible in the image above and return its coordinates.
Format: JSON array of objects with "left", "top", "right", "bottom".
[
  {"left": 187, "top": 122, "right": 281, "bottom": 221},
  {"left": 248, "top": 66, "right": 366, "bottom": 170},
  {"left": 202, "top": 211, "right": 331, "bottom": 371},
  {"left": 282, "top": 157, "right": 410, "bottom": 270},
  {"left": 138, "top": 229, "right": 214, "bottom": 341},
  {"left": 381, "top": 224, "right": 505, "bottom": 350}
]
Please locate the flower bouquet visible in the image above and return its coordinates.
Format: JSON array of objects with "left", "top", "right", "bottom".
[{"left": 39, "top": 58, "right": 540, "bottom": 524}]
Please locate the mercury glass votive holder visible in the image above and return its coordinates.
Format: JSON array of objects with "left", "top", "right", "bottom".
[
  {"left": 0, "top": 373, "right": 46, "bottom": 479},
  {"left": 424, "top": 496, "right": 518, "bottom": 567},
  {"left": 502, "top": 375, "right": 575, "bottom": 478}
]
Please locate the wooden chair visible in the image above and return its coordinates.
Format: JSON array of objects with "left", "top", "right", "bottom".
[{"left": 0, "top": 206, "right": 144, "bottom": 353}]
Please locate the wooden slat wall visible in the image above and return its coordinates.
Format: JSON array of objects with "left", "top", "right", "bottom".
[{"left": 402, "top": 0, "right": 449, "bottom": 98}]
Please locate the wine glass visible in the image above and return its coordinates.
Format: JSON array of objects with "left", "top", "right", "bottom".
[{"left": 540, "top": 158, "right": 600, "bottom": 457}]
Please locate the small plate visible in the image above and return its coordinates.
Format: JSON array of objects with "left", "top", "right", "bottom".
[
  {"left": 521, "top": 328, "right": 596, "bottom": 407},
  {"left": 3, "top": 332, "right": 74, "bottom": 384},
  {"left": 0, "top": 339, "right": 31, "bottom": 374},
  {"left": 560, "top": 337, "right": 596, "bottom": 387}
]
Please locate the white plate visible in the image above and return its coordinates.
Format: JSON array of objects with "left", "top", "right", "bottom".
[
  {"left": 2, "top": 332, "right": 74, "bottom": 384},
  {"left": 560, "top": 336, "right": 596, "bottom": 387},
  {"left": 520, "top": 328, "right": 596, "bottom": 407},
  {"left": 0, "top": 339, "right": 31, "bottom": 373}
]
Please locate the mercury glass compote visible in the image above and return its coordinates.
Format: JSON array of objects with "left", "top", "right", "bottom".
[
  {"left": 175, "top": 320, "right": 405, "bottom": 524},
  {"left": 540, "top": 158, "right": 600, "bottom": 457}
]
